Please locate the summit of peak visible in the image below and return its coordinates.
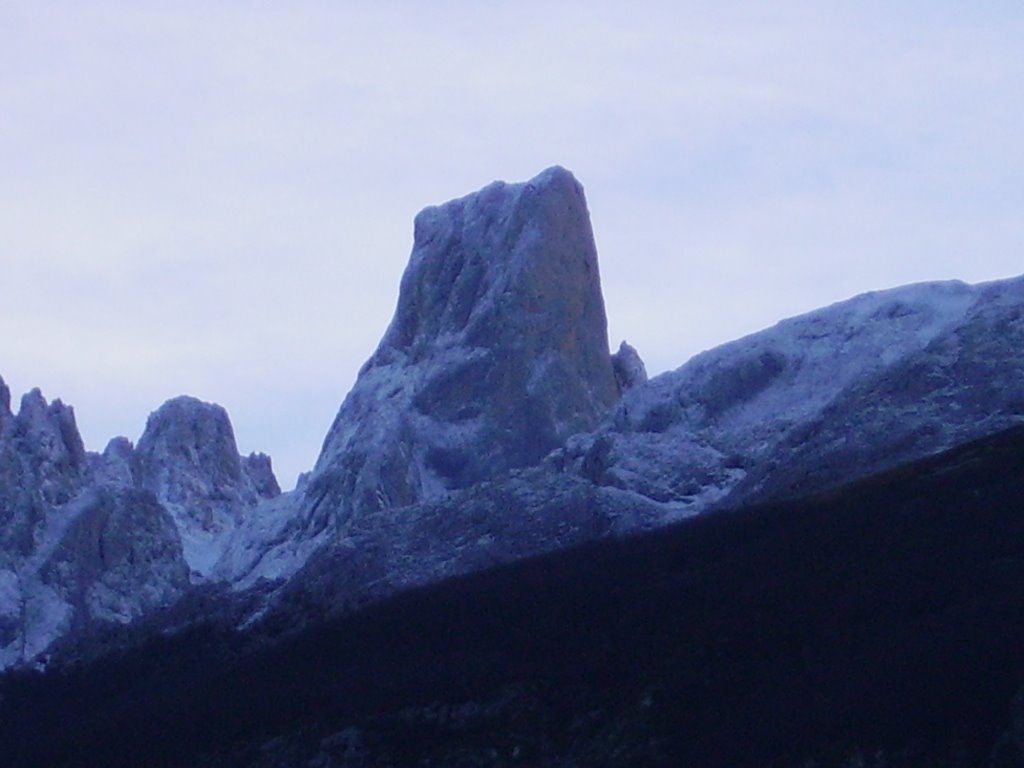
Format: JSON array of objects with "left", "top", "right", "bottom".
[{"left": 301, "top": 167, "right": 619, "bottom": 537}]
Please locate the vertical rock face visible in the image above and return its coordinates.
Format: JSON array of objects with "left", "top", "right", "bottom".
[
  {"left": 42, "top": 488, "right": 190, "bottom": 625},
  {"left": 305, "top": 166, "right": 620, "bottom": 532}
]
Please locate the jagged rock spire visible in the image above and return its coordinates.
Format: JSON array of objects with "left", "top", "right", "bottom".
[
  {"left": 135, "top": 395, "right": 279, "bottom": 577},
  {"left": 306, "top": 166, "right": 620, "bottom": 531}
]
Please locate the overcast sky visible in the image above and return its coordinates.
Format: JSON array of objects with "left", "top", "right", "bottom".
[{"left": 2, "top": 2, "right": 1022, "bottom": 488}]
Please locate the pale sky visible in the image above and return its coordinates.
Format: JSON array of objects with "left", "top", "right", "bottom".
[{"left": 2, "top": 2, "right": 1022, "bottom": 488}]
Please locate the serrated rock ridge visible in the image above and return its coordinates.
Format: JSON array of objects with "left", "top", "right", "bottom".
[{"left": 0, "top": 388, "right": 277, "bottom": 668}]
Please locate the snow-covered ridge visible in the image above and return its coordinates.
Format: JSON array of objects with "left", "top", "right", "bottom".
[{"left": 564, "top": 275, "right": 1024, "bottom": 512}]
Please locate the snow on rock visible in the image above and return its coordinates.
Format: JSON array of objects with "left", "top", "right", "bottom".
[
  {"left": 0, "top": 386, "right": 276, "bottom": 668},
  {"left": 562, "top": 277, "right": 1024, "bottom": 515},
  {"left": 4, "top": 167, "right": 1024, "bottom": 671},
  {"left": 213, "top": 491, "right": 318, "bottom": 589},
  {"left": 42, "top": 488, "right": 190, "bottom": 624},
  {"left": 136, "top": 396, "right": 279, "bottom": 579},
  {"left": 733, "top": 275, "right": 1024, "bottom": 503},
  {"left": 314, "top": 165, "right": 618, "bottom": 509},
  {"left": 0, "top": 389, "right": 90, "bottom": 558},
  {"left": 221, "top": 166, "right": 621, "bottom": 584}
]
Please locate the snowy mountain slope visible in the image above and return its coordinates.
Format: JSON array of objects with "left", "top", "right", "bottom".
[
  {"left": 732, "top": 274, "right": 1024, "bottom": 503},
  {"left": 0, "top": 384, "right": 276, "bottom": 668},
  {"left": 254, "top": 275, "right": 1024, "bottom": 627},
  {"left": 561, "top": 277, "right": 1024, "bottom": 515}
]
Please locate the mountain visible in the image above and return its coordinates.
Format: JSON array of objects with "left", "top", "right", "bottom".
[
  {"left": 135, "top": 396, "right": 280, "bottom": 578},
  {"left": 3, "top": 424, "right": 1024, "bottom": 767},
  {"left": 0, "top": 388, "right": 276, "bottom": 667},
  {"left": 1, "top": 165, "right": 1023, "bottom": 682},
  {"left": 252, "top": 269, "right": 1024, "bottom": 646},
  {"left": 216, "top": 165, "right": 626, "bottom": 587},
  {"left": 565, "top": 275, "right": 1024, "bottom": 510}
]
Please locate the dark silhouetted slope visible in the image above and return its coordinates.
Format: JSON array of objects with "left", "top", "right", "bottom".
[{"left": 3, "top": 426, "right": 1024, "bottom": 766}]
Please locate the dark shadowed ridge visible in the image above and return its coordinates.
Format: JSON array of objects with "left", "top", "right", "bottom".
[{"left": 3, "top": 425, "right": 1024, "bottom": 767}]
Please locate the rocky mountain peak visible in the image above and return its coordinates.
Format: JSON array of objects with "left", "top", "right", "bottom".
[
  {"left": 0, "top": 375, "right": 10, "bottom": 426},
  {"left": 135, "top": 395, "right": 278, "bottom": 578},
  {"left": 304, "top": 166, "right": 619, "bottom": 535},
  {"left": 612, "top": 341, "right": 648, "bottom": 392},
  {"left": 15, "top": 390, "right": 87, "bottom": 465},
  {"left": 374, "top": 165, "right": 612, "bottom": 374},
  {"left": 243, "top": 452, "right": 281, "bottom": 500},
  {"left": 0, "top": 382, "right": 280, "bottom": 668},
  {"left": 136, "top": 396, "right": 246, "bottom": 501},
  {"left": 94, "top": 436, "right": 136, "bottom": 490},
  {"left": 4, "top": 389, "right": 88, "bottom": 509}
]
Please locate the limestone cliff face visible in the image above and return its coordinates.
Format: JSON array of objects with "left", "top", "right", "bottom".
[{"left": 303, "top": 166, "right": 620, "bottom": 533}]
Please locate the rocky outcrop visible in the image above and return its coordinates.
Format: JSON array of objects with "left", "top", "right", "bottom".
[
  {"left": 0, "top": 388, "right": 178, "bottom": 666},
  {"left": 0, "top": 387, "right": 278, "bottom": 668},
  {"left": 611, "top": 341, "right": 647, "bottom": 392},
  {"left": 302, "top": 166, "right": 620, "bottom": 533},
  {"left": 0, "top": 389, "right": 90, "bottom": 558},
  {"left": 136, "top": 396, "right": 279, "bottom": 577},
  {"left": 220, "top": 167, "right": 628, "bottom": 585},
  {"left": 41, "top": 488, "right": 189, "bottom": 625}
]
